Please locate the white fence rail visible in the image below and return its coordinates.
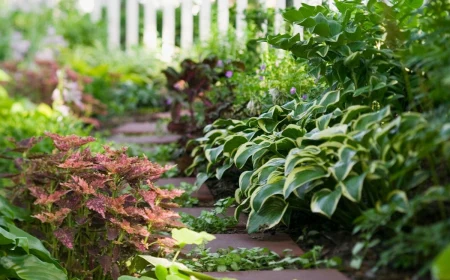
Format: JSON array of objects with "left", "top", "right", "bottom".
[{"left": 3, "top": 0, "right": 329, "bottom": 56}]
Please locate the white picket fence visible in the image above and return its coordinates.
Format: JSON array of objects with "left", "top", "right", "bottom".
[{"left": 3, "top": 0, "right": 330, "bottom": 57}]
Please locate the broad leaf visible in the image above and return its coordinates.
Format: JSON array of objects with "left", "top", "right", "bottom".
[
  {"left": 284, "top": 166, "right": 329, "bottom": 198},
  {"left": 311, "top": 188, "right": 342, "bottom": 218},
  {"left": 251, "top": 180, "right": 285, "bottom": 212},
  {"left": 340, "top": 173, "right": 366, "bottom": 202},
  {"left": 247, "top": 197, "right": 289, "bottom": 233},
  {"left": 0, "top": 255, "right": 67, "bottom": 280}
]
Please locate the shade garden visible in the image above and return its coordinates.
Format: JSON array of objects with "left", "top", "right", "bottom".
[{"left": 0, "top": 0, "right": 449, "bottom": 280}]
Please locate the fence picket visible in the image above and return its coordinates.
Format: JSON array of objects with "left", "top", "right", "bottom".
[
  {"left": 181, "top": 0, "right": 194, "bottom": 49},
  {"left": 274, "top": 0, "right": 286, "bottom": 34},
  {"left": 126, "top": 0, "right": 139, "bottom": 49},
  {"left": 236, "top": 0, "right": 248, "bottom": 40},
  {"left": 143, "top": 0, "right": 158, "bottom": 50},
  {"left": 218, "top": 0, "right": 229, "bottom": 36},
  {"left": 107, "top": 0, "right": 121, "bottom": 49},
  {"left": 162, "top": 0, "right": 176, "bottom": 60},
  {"left": 199, "top": 0, "right": 211, "bottom": 43},
  {"left": 91, "top": 0, "right": 103, "bottom": 22}
]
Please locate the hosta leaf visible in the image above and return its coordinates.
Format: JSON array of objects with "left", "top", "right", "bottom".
[
  {"left": 284, "top": 166, "right": 329, "bottom": 198},
  {"left": 5, "top": 222, "right": 59, "bottom": 268},
  {"left": 185, "top": 155, "right": 205, "bottom": 176},
  {"left": 234, "top": 143, "right": 267, "bottom": 169},
  {"left": 340, "top": 106, "right": 371, "bottom": 124},
  {"left": 305, "top": 124, "right": 348, "bottom": 141},
  {"left": 223, "top": 135, "right": 247, "bottom": 156},
  {"left": 316, "top": 113, "right": 333, "bottom": 130},
  {"left": 205, "top": 145, "right": 223, "bottom": 164},
  {"left": 251, "top": 180, "right": 285, "bottom": 212},
  {"left": 0, "top": 255, "right": 67, "bottom": 280},
  {"left": 0, "top": 196, "right": 29, "bottom": 221},
  {"left": 293, "top": 180, "right": 324, "bottom": 199},
  {"left": 330, "top": 146, "right": 358, "bottom": 181},
  {"left": 311, "top": 188, "right": 342, "bottom": 218},
  {"left": 387, "top": 190, "right": 409, "bottom": 213},
  {"left": 216, "top": 159, "right": 233, "bottom": 179},
  {"left": 247, "top": 197, "right": 289, "bottom": 233},
  {"left": 318, "top": 90, "right": 340, "bottom": 108},
  {"left": 281, "top": 124, "right": 306, "bottom": 139},
  {"left": 195, "top": 173, "right": 210, "bottom": 189},
  {"left": 354, "top": 106, "right": 391, "bottom": 130},
  {"left": 274, "top": 138, "right": 296, "bottom": 152},
  {"left": 340, "top": 173, "right": 366, "bottom": 202},
  {"left": 204, "top": 129, "right": 227, "bottom": 141},
  {"left": 239, "top": 171, "right": 254, "bottom": 193}
]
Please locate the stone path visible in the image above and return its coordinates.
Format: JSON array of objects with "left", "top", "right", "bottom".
[{"left": 110, "top": 119, "right": 349, "bottom": 280}]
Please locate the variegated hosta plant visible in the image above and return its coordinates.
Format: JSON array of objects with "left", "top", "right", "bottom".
[
  {"left": 188, "top": 92, "right": 450, "bottom": 233},
  {"left": 8, "top": 133, "right": 183, "bottom": 279}
]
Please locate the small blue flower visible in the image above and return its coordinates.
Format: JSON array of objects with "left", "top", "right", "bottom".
[
  {"left": 302, "top": 94, "right": 307, "bottom": 100},
  {"left": 225, "top": 70, "right": 233, "bottom": 78},
  {"left": 290, "top": 87, "right": 296, "bottom": 95},
  {"left": 259, "top": 76, "right": 264, "bottom": 81},
  {"left": 216, "top": 60, "right": 224, "bottom": 67},
  {"left": 260, "top": 64, "right": 266, "bottom": 71}
]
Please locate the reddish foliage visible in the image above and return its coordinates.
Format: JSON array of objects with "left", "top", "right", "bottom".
[
  {"left": 1, "top": 59, "right": 107, "bottom": 121},
  {"left": 10, "top": 134, "right": 182, "bottom": 279}
]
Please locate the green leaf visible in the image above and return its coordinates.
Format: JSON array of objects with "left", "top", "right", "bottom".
[
  {"left": 234, "top": 143, "right": 267, "bottom": 169},
  {"left": 195, "top": 173, "right": 210, "bottom": 189},
  {"left": 340, "top": 173, "right": 366, "bottom": 202},
  {"left": 330, "top": 146, "right": 357, "bottom": 181},
  {"left": 205, "top": 146, "right": 224, "bottom": 164},
  {"left": 0, "top": 69, "right": 10, "bottom": 82},
  {"left": 138, "top": 256, "right": 189, "bottom": 270},
  {"left": 354, "top": 106, "right": 391, "bottom": 130},
  {"left": 171, "top": 228, "right": 215, "bottom": 248},
  {"left": 432, "top": 243, "right": 450, "bottom": 280},
  {"left": 0, "top": 255, "right": 67, "bottom": 280},
  {"left": 0, "top": 196, "right": 29, "bottom": 221},
  {"left": 340, "top": 106, "right": 371, "bottom": 124},
  {"left": 155, "top": 265, "right": 168, "bottom": 280},
  {"left": 239, "top": 171, "right": 254, "bottom": 193},
  {"left": 316, "top": 113, "right": 333, "bottom": 130},
  {"left": 118, "top": 276, "right": 155, "bottom": 280},
  {"left": 387, "top": 190, "right": 409, "bottom": 213},
  {"left": 318, "top": 90, "right": 340, "bottom": 108},
  {"left": 311, "top": 188, "right": 342, "bottom": 218},
  {"left": 281, "top": 124, "right": 305, "bottom": 139},
  {"left": 223, "top": 135, "right": 247, "bottom": 156},
  {"left": 284, "top": 166, "right": 329, "bottom": 198},
  {"left": 216, "top": 159, "right": 233, "bottom": 179},
  {"left": 251, "top": 180, "right": 285, "bottom": 212},
  {"left": 304, "top": 124, "right": 348, "bottom": 141},
  {"left": 247, "top": 197, "right": 289, "bottom": 233}
]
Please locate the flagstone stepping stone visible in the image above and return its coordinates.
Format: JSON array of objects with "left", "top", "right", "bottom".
[
  {"left": 184, "top": 233, "right": 304, "bottom": 256},
  {"left": 151, "top": 110, "right": 190, "bottom": 120},
  {"left": 156, "top": 177, "right": 214, "bottom": 203},
  {"left": 112, "top": 122, "right": 167, "bottom": 135},
  {"left": 176, "top": 207, "right": 247, "bottom": 229},
  {"left": 206, "top": 269, "right": 349, "bottom": 280},
  {"left": 108, "top": 134, "right": 181, "bottom": 145}
]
